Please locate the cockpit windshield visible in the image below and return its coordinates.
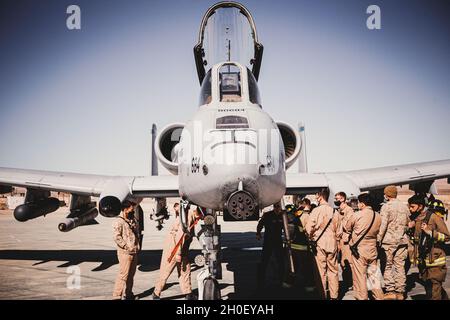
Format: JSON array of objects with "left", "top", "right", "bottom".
[{"left": 219, "top": 64, "right": 241, "bottom": 102}]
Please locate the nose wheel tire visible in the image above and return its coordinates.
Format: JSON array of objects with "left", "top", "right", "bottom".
[{"left": 203, "top": 277, "right": 221, "bottom": 300}]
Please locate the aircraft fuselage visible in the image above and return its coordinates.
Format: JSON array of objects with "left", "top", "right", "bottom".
[{"left": 177, "top": 62, "right": 286, "bottom": 220}]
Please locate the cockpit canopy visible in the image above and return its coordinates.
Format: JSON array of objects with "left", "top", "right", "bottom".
[
  {"left": 199, "top": 70, "right": 212, "bottom": 106},
  {"left": 194, "top": 2, "right": 263, "bottom": 85}
]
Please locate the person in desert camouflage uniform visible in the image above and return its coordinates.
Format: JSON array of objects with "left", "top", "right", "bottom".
[{"left": 377, "top": 185, "right": 409, "bottom": 300}]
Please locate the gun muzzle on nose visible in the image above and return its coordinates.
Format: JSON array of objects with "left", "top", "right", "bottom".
[{"left": 225, "top": 190, "right": 257, "bottom": 220}]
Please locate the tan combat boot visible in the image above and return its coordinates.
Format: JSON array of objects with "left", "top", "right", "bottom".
[
  {"left": 396, "top": 292, "right": 405, "bottom": 300},
  {"left": 384, "top": 292, "right": 397, "bottom": 300}
]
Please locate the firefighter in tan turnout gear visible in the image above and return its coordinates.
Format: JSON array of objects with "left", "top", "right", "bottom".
[
  {"left": 346, "top": 193, "right": 384, "bottom": 300},
  {"left": 305, "top": 188, "right": 340, "bottom": 299},
  {"left": 377, "top": 185, "right": 410, "bottom": 300},
  {"left": 407, "top": 195, "right": 450, "bottom": 300},
  {"left": 112, "top": 201, "right": 140, "bottom": 300},
  {"left": 285, "top": 199, "right": 318, "bottom": 294}
]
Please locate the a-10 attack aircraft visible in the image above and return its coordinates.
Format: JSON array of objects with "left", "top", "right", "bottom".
[{"left": 1, "top": 1, "right": 449, "bottom": 299}]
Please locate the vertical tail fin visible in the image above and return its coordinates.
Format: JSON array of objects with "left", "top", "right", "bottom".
[
  {"left": 297, "top": 122, "right": 308, "bottom": 173},
  {"left": 151, "top": 124, "right": 158, "bottom": 176}
]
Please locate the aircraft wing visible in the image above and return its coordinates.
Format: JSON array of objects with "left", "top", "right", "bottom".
[
  {"left": 285, "top": 173, "right": 329, "bottom": 195},
  {"left": 341, "top": 159, "right": 450, "bottom": 191},
  {"left": 0, "top": 167, "right": 179, "bottom": 198},
  {"left": 286, "top": 159, "right": 450, "bottom": 196}
]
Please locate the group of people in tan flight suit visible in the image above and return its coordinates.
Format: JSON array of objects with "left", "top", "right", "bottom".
[
  {"left": 257, "top": 186, "right": 450, "bottom": 300},
  {"left": 112, "top": 201, "right": 199, "bottom": 300},
  {"left": 110, "top": 184, "right": 449, "bottom": 300}
]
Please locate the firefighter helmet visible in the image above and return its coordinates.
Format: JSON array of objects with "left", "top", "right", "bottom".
[
  {"left": 285, "top": 204, "right": 296, "bottom": 214},
  {"left": 428, "top": 199, "right": 448, "bottom": 218}
]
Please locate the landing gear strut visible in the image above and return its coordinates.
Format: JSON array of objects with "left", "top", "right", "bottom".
[
  {"left": 180, "top": 201, "right": 222, "bottom": 300},
  {"left": 197, "top": 210, "right": 222, "bottom": 300}
]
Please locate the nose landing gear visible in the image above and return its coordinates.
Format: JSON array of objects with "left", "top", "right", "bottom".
[
  {"left": 180, "top": 200, "right": 222, "bottom": 300},
  {"left": 197, "top": 210, "right": 222, "bottom": 300}
]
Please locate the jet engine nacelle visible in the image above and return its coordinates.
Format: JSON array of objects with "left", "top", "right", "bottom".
[
  {"left": 276, "top": 121, "right": 301, "bottom": 170},
  {"left": 154, "top": 123, "right": 184, "bottom": 175},
  {"left": 14, "top": 197, "right": 60, "bottom": 222}
]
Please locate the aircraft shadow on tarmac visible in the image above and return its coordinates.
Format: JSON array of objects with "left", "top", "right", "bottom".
[
  {"left": 0, "top": 232, "right": 321, "bottom": 299},
  {"left": 0, "top": 232, "right": 261, "bottom": 269}
]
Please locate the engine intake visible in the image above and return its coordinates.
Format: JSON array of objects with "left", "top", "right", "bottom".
[
  {"left": 155, "top": 123, "right": 184, "bottom": 175},
  {"left": 276, "top": 121, "right": 301, "bottom": 170}
]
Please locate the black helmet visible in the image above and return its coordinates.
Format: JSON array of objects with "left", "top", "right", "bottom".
[{"left": 428, "top": 199, "right": 447, "bottom": 218}]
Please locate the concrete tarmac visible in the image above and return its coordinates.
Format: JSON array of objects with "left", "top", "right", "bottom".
[{"left": 0, "top": 207, "right": 449, "bottom": 300}]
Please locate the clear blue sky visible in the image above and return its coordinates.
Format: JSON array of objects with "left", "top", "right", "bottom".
[{"left": 0, "top": 0, "right": 449, "bottom": 176}]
